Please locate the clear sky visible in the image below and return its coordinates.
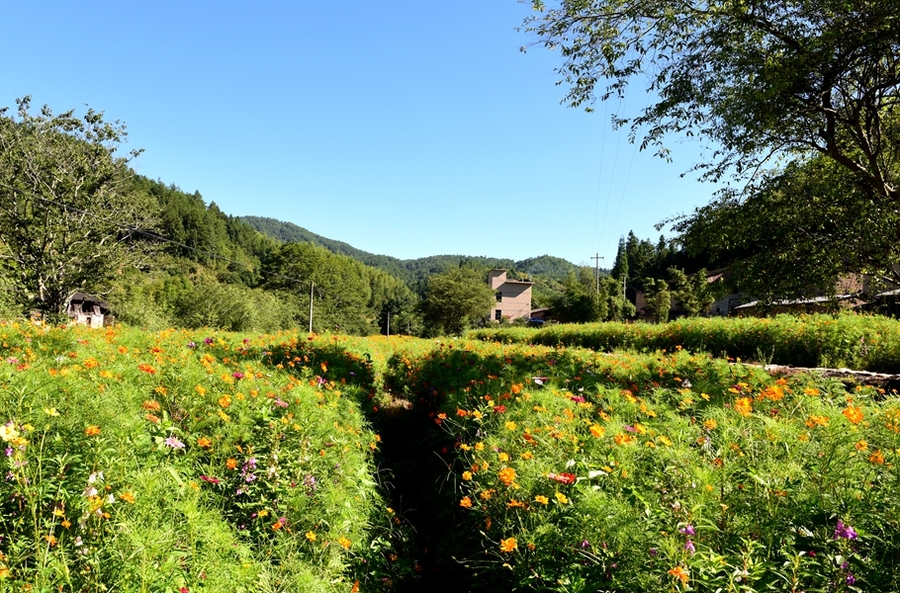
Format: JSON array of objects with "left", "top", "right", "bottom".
[{"left": 3, "top": 0, "right": 723, "bottom": 268}]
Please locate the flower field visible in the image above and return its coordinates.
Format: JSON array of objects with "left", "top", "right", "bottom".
[{"left": 2, "top": 320, "right": 900, "bottom": 592}]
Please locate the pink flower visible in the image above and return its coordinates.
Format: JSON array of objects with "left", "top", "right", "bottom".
[{"left": 164, "top": 436, "right": 185, "bottom": 450}]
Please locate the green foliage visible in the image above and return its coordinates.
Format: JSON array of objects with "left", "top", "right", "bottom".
[
  {"left": 669, "top": 267, "right": 718, "bottom": 317},
  {"left": 385, "top": 337, "right": 900, "bottom": 591},
  {"left": 263, "top": 242, "right": 376, "bottom": 335},
  {"left": 672, "top": 156, "right": 899, "bottom": 300},
  {"left": 0, "top": 324, "right": 413, "bottom": 592},
  {"left": 0, "top": 97, "right": 157, "bottom": 315},
  {"left": 523, "top": 0, "right": 900, "bottom": 200},
  {"left": 420, "top": 267, "right": 496, "bottom": 336},
  {"left": 470, "top": 313, "right": 900, "bottom": 373},
  {"left": 643, "top": 278, "right": 671, "bottom": 323}
]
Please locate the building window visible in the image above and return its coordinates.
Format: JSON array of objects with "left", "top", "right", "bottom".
[
  {"left": 496, "top": 291, "right": 503, "bottom": 302},
  {"left": 495, "top": 309, "right": 502, "bottom": 321}
]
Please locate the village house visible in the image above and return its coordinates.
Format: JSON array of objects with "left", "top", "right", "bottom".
[
  {"left": 487, "top": 269, "right": 533, "bottom": 322},
  {"left": 66, "top": 292, "right": 110, "bottom": 328}
]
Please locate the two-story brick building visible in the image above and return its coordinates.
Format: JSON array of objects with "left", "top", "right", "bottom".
[{"left": 487, "top": 269, "right": 533, "bottom": 321}]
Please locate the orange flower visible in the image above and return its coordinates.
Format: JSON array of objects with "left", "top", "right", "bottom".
[
  {"left": 85, "top": 425, "right": 101, "bottom": 437},
  {"left": 804, "top": 387, "right": 821, "bottom": 397},
  {"left": 734, "top": 397, "right": 753, "bottom": 417},
  {"left": 498, "top": 467, "right": 517, "bottom": 486},
  {"left": 459, "top": 496, "right": 473, "bottom": 508},
  {"left": 668, "top": 565, "right": 690, "bottom": 585},
  {"left": 338, "top": 536, "right": 352, "bottom": 550},
  {"left": 145, "top": 414, "right": 160, "bottom": 424},
  {"left": 805, "top": 415, "right": 829, "bottom": 428},
  {"left": 137, "top": 363, "right": 156, "bottom": 375},
  {"left": 197, "top": 436, "right": 212, "bottom": 449},
  {"left": 614, "top": 433, "right": 635, "bottom": 446},
  {"left": 226, "top": 458, "right": 238, "bottom": 470},
  {"left": 703, "top": 418, "right": 718, "bottom": 430},
  {"left": 462, "top": 471, "right": 473, "bottom": 481},
  {"left": 589, "top": 424, "right": 605, "bottom": 438},
  {"left": 499, "top": 537, "right": 517, "bottom": 553},
  {"left": 842, "top": 406, "right": 864, "bottom": 425},
  {"left": 869, "top": 450, "right": 885, "bottom": 464},
  {"left": 142, "top": 400, "right": 161, "bottom": 412},
  {"left": 855, "top": 440, "right": 869, "bottom": 451},
  {"left": 119, "top": 492, "right": 136, "bottom": 504}
]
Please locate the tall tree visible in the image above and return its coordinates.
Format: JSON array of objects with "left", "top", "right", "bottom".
[
  {"left": 420, "top": 267, "right": 495, "bottom": 336},
  {"left": 0, "top": 97, "right": 156, "bottom": 315},
  {"left": 671, "top": 155, "right": 894, "bottom": 299},
  {"left": 522, "top": 1, "right": 900, "bottom": 199}
]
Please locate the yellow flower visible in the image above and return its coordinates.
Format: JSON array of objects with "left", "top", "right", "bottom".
[
  {"left": 534, "top": 495, "right": 549, "bottom": 505},
  {"left": 43, "top": 408, "right": 60, "bottom": 417},
  {"left": 474, "top": 442, "right": 485, "bottom": 451},
  {"left": 462, "top": 471, "right": 473, "bottom": 481},
  {"left": 505, "top": 421, "right": 517, "bottom": 431},
  {"left": 804, "top": 387, "right": 821, "bottom": 397},
  {"left": 338, "top": 536, "right": 352, "bottom": 550},
  {"left": 119, "top": 491, "right": 136, "bottom": 504},
  {"left": 520, "top": 451, "right": 533, "bottom": 460},
  {"left": 589, "top": 424, "right": 605, "bottom": 438},
  {"left": 703, "top": 418, "right": 718, "bottom": 430},
  {"left": 498, "top": 452, "right": 510, "bottom": 462},
  {"left": 555, "top": 492, "right": 569, "bottom": 504},
  {"left": 855, "top": 440, "right": 869, "bottom": 451},
  {"left": 499, "top": 537, "right": 517, "bottom": 553},
  {"left": 305, "top": 531, "right": 317, "bottom": 542}
]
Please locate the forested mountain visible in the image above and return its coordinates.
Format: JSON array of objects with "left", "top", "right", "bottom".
[{"left": 242, "top": 215, "right": 581, "bottom": 291}]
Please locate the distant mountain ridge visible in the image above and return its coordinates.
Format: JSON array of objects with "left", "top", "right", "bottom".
[{"left": 241, "top": 215, "right": 580, "bottom": 288}]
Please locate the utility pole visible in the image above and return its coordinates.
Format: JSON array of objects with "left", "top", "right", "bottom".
[
  {"left": 308, "top": 281, "right": 314, "bottom": 333},
  {"left": 591, "top": 253, "right": 604, "bottom": 293}
]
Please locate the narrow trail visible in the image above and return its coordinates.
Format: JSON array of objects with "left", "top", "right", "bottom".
[{"left": 373, "top": 399, "right": 477, "bottom": 593}]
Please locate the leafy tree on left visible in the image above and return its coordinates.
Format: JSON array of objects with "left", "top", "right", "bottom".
[{"left": 0, "top": 97, "right": 157, "bottom": 316}]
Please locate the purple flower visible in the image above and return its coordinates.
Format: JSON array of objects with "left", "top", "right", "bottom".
[
  {"left": 846, "top": 573, "right": 857, "bottom": 585},
  {"left": 679, "top": 524, "right": 696, "bottom": 536},
  {"left": 624, "top": 425, "right": 636, "bottom": 432},
  {"left": 232, "top": 372, "right": 245, "bottom": 380},
  {"left": 580, "top": 540, "right": 591, "bottom": 548},
  {"left": 204, "top": 337, "right": 214, "bottom": 345},
  {"left": 684, "top": 540, "right": 696, "bottom": 554},
  {"left": 187, "top": 342, "right": 197, "bottom": 349},
  {"left": 4, "top": 447, "right": 12, "bottom": 457},
  {"left": 649, "top": 548, "right": 658, "bottom": 557},
  {"left": 834, "top": 519, "right": 858, "bottom": 540},
  {"left": 273, "top": 399, "right": 289, "bottom": 408},
  {"left": 164, "top": 436, "right": 185, "bottom": 450},
  {"left": 570, "top": 395, "right": 586, "bottom": 403}
]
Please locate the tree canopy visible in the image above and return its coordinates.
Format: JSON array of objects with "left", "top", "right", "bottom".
[
  {"left": 523, "top": 1, "right": 899, "bottom": 194},
  {"left": 0, "top": 97, "right": 156, "bottom": 315},
  {"left": 420, "top": 267, "right": 495, "bottom": 336}
]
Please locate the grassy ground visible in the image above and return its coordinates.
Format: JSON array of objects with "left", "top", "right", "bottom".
[{"left": 2, "top": 319, "right": 899, "bottom": 592}]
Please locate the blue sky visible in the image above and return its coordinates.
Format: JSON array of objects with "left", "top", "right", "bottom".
[{"left": 3, "top": 0, "right": 723, "bottom": 268}]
